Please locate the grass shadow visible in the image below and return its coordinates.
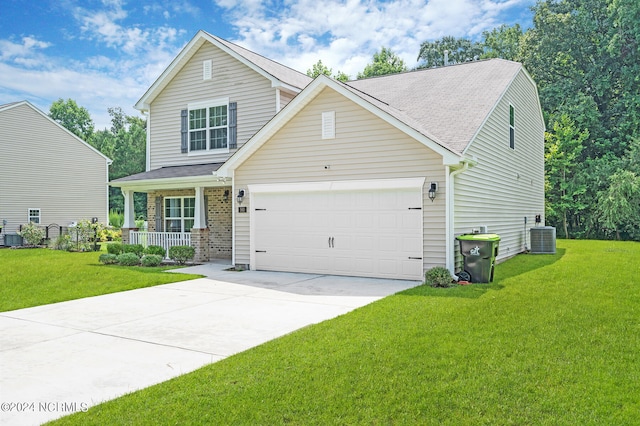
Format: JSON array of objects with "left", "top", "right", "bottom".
[{"left": 398, "top": 248, "right": 566, "bottom": 299}]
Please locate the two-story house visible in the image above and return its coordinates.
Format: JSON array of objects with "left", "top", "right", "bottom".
[{"left": 111, "top": 30, "right": 545, "bottom": 281}]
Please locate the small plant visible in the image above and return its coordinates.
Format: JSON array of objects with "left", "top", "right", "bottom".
[
  {"left": 144, "top": 245, "right": 166, "bottom": 257},
  {"left": 141, "top": 254, "right": 163, "bottom": 267},
  {"left": 107, "top": 242, "right": 123, "bottom": 255},
  {"left": 169, "top": 245, "right": 195, "bottom": 265},
  {"left": 116, "top": 252, "right": 140, "bottom": 266},
  {"left": 99, "top": 253, "right": 119, "bottom": 265},
  {"left": 109, "top": 209, "right": 124, "bottom": 229},
  {"left": 425, "top": 266, "right": 455, "bottom": 288},
  {"left": 123, "top": 244, "right": 145, "bottom": 257},
  {"left": 17, "top": 222, "right": 46, "bottom": 246},
  {"left": 49, "top": 234, "right": 72, "bottom": 251}
]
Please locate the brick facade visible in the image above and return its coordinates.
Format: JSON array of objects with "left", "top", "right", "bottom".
[{"left": 147, "top": 187, "right": 232, "bottom": 261}]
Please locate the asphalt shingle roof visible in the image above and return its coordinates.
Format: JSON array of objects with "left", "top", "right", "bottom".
[
  {"left": 112, "top": 163, "right": 224, "bottom": 183},
  {"left": 345, "top": 59, "right": 523, "bottom": 154}
]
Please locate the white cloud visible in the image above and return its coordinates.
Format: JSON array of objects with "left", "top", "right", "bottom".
[{"left": 218, "top": 0, "right": 533, "bottom": 77}]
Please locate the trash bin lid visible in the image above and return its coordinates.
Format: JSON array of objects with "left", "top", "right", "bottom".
[{"left": 456, "top": 233, "right": 501, "bottom": 242}]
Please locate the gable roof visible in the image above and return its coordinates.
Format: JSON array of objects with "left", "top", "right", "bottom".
[
  {"left": 0, "top": 101, "right": 112, "bottom": 164},
  {"left": 218, "top": 59, "right": 528, "bottom": 176},
  {"left": 344, "top": 59, "right": 524, "bottom": 154},
  {"left": 135, "top": 30, "right": 312, "bottom": 111}
]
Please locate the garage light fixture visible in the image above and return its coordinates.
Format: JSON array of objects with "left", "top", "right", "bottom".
[
  {"left": 237, "top": 189, "right": 245, "bottom": 204},
  {"left": 428, "top": 182, "right": 438, "bottom": 202}
]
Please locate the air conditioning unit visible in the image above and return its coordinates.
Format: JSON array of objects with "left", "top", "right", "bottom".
[{"left": 530, "top": 226, "right": 556, "bottom": 254}]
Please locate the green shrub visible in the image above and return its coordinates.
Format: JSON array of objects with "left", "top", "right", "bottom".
[
  {"left": 425, "top": 266, "right": 455, "bottom": 288},
  {"left": 18, "top": 222, "right": 46, "bottom": 246},
  {"left": 168, "top": 245, "right": 195, "bottom": 265},
  {"left": 141, "top": 254, "right": 163, "bottom": 267},
  {"left": 107, "top": 242, "right": 123, "bottom": 255},
  {"left": 99, "top": 253, "right": 119, "bottom": 265},
  {"left": 144, "top": 245, "right": 166, "bottom": 257},
  {"left": 123, "top": 244, "right": 144, "bottom": 257},
  {"left": 116, "top": 252, "right": 140, "bottom": 266}
]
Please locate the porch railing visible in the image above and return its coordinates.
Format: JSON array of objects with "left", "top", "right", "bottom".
[{"left": 129, "top": 231, "right": 191, "bottom": 257}]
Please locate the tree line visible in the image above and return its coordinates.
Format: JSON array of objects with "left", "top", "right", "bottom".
[{"left": 308, "top": 0, "right": 640, "bottom": 241}]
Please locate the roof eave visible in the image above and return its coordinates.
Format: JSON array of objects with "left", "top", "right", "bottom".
[{"left": 110, "top": 174, "right": 228, "bottom": 192}]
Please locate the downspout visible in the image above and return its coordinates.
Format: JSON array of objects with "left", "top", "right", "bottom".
[{"left": 446, "top": 160, "right": 471, "bottom": 275}]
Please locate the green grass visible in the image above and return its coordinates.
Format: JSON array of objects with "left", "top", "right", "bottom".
[
  {"left": 0, "top": 248, "right": 203, "bottom": 312},
  {"left": 49, "top": 239, "right": 640, "bottom": 424}
]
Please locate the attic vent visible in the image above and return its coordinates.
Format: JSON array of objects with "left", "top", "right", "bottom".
[
  {"left": 203, "top": 60, "right": 212, "bottom": 80},
  {"left": 322, "top": 111, "right": 335, "bottom": 139},
  {"left": 530, "top": 226, "right": 556, "bottom": 254}
]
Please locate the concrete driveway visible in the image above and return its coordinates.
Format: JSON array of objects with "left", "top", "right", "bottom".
[{"left": 0, "top": 262, "right": 418, "bottom": 425}]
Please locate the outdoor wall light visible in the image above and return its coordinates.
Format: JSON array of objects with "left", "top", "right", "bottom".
[
  {"left": 428, "top": 182, "right": 438, "bottom": 202},
  {"left": 223, "top": 189, "right": 230, "bottom": 202},
  {"left": 237, "top": 189, "right": 245, "bottom": 204}
]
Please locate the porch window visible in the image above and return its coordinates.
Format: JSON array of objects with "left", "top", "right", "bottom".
[
  {"left": 188, "top": 98, "right": 228, "bottom": 152},
  {"left": 28, "top": 208, "right": 41, "bottom": 224},
  {"left": 164, "top": 197, "right": 195, "bottom": 232}
]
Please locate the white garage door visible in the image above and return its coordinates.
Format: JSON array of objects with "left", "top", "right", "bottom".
[{"left": 249, "top": 178, "right": 424, "bottom": 280}]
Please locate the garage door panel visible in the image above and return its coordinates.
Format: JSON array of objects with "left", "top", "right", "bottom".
[{"left": 252, "top": 182, "right": 424, "bottom": 280}]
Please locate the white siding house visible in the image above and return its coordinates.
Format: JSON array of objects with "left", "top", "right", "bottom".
[
  {"left": 0, "top": 101, "right": 111, "bottom": 242},
  {"left": 114, "top": 31, "right": 545, "bottom": 280}
]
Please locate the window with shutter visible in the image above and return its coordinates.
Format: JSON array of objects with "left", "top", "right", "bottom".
[{"left": 182, "top": 98, "right": 234, "bottom": 153}]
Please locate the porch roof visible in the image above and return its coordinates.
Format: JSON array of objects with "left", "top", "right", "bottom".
[{"left": 110, "top": 163, "right": 227, "bottom": 191}]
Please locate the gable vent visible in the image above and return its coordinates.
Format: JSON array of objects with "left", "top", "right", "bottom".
[
  {"left": 203, "top": 60, "right": 212, "bottom": 80},
  {"left": 322, "top": 111, "right": 335, "bottom": 139},
  {"left": 530, "top": 226, "right": 556, "bottom": 254}
]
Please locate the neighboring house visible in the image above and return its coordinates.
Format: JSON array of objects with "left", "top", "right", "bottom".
[
  {"left": 112, "top": 30, "right": 545, "bottom": 280},
  {"left": 0, "top": 101, "right": 112, "bottom": 244}
]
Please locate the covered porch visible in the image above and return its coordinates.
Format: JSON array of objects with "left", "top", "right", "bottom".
[{"left": 111, "top": 163, "right": 232, "bottom": 262}]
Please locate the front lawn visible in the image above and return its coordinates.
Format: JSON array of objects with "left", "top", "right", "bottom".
[
  {"left": 0, "top": 249, "right": 203, "bottom": 312},
  {"left": 50, "top": 239, "right": 640, "bottom": 424}
]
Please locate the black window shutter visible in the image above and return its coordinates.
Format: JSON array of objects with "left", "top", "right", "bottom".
[
  {"left": 155, "top": 196, "right": 162, "bottom": 231},
  {"left": 204, "top": 195, "right": 209, "bottom": 227},
  {"left": 180, "top": 109, "right": 188, "bottom": 153},
  {"left": 229, "top": 102, "right": 237, "bottom": 149}
]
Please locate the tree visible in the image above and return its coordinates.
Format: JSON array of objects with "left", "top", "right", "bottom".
[
  {"left": 481, "top": 24, "right": 523, "bottom": 61},
  {"left": 49, "top": 98, "right": 95, "bottom": 141},
  {"left": 545, "top": 114, "right": 589, "bottom": 238},
  {"left": 306, "top": 60, "right": 332, "bottom": 78},
  {"left": 306, "top": 60, "right": 350, "bottom": 82},
  {"left": 596, "top": 170, "right": 640, "bottom": 240},
  {"left": 88, "top": 108, "right": 147, "bottom": 216},
  {"left": 416, "top": 36, "right": 483, "bottom": 68},
  {"left": 357, "top": 47, "right": 407, "bottom": 79}
]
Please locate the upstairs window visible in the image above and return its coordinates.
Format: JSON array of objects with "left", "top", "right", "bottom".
[
  {"left": 181, "top": 99, "right": 237, "bottom": 154},
  {"left": 509, "top": 104, "right": 515, "bottom": 149},
  {"left": 189, "top": 101, "right": 228, "bottom": 152}
]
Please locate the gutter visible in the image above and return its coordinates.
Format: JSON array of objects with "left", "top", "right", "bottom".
[{"left": 445, "top": 158, "right": 476, "bottom": 275}]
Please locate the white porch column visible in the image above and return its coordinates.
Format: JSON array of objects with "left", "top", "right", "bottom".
[
  {"left": 194, "top": 186, "right": 206, "bottom": 229},
  {"left": 122, "top": 189, "right": 136, "bottom": 228}
]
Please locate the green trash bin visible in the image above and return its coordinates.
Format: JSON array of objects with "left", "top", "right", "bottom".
[{"left": 456, "top": 233, "right": 500, "bottom": 283}]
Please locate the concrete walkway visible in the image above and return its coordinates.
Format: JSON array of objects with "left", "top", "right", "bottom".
[{"left": 0, "top": 262, "right": 419, "bottom": 425}]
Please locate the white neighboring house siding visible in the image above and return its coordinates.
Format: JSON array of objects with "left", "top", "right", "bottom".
[
  {"left": 148, "top": 42, "right": 279, "bottom": 170},
  {"left": 234, "top": 87, "right": 447, "bottom": 271},
  {"left": 0, "top": 103, "right": 109, "bottom": 234},
  {"left": 454, "top": 69, "right": 545, "bottom": 261}
]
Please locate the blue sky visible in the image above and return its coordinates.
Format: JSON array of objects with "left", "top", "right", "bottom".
[{"left": 0, "top": 0, "right": 535, "bottom": 130}]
